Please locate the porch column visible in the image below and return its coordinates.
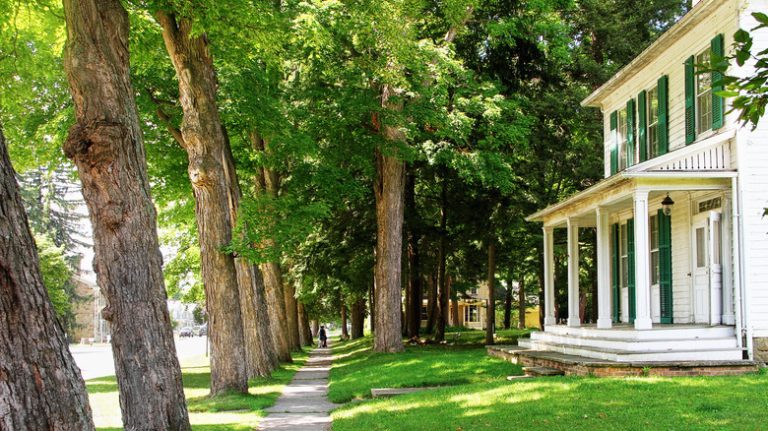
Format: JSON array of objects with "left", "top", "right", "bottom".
[
  {"left": 567, "top": 217, "right": 580, "bottom": 327},
  {"left": 543, "top": 226, "right": 556, "bottom": 326},
  {"left": 633, "top": 190, "right": 653, "bottom": 330},
  {"left": 596, "top": 207, "right": 612, "bottom": 329}
]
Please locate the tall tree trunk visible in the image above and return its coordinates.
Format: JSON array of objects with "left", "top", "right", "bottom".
[
  {"left": 310, "top": 320, "right": 319, "bottom": 339},
  {"left": 155, "top": 12, "right": 249, "bottom": 394},
  {"left": 434, "top": 175, "right": 448, "bottom": 342},
  {"left": 351, "top": 298, "right": 365, "bottom": 339},
  {"left": 284, "top": 279, "right": 301, "bottom": 350},
  {"left": 369, "top": 276, "right": 375, "bottom": 333},
  {"left": 62, "top": 1, "right": 191, "bottom": 427},
  {"left": 450, "top": 278, "right": 459, "bottom": 327},
  {"left": 518, "top": 277, "right": 526, "bottom": 329},
  {"left": 373, "top": 142, "right": 405, "bottom": 352},
  {"left": 405, "top": 167, "right": 422, "bottom": 338},
  {"left": 0, "top": 126, "right": 95, "bottom": 430},
  {"left": 250, "top": 132, "right": 293, "bottom": 361},
  {"left": 340, "top": 298, "right": 349, "bottom": 340},
  {"left": 486, "top": 240, "right": 497, "bottom": 345},
  {"left": 425, "top": 273, "right": 437, "bottom": 333},
  {"left": 504, "top": 278, "right": 512, "bottom": 329},
  {"left": 297, "top": 302, "right": 313, "bottom": 346}
]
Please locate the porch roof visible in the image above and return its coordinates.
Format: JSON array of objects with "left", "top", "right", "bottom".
[{"left": 526, "top": 170, "right": 736, "bottom": 227}]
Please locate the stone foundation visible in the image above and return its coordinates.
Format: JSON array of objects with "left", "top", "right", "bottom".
[
  {"left": 754, "top": 337, "right": 768, "bottom": 363},
  {"left": 488, "top": 345, "right": 760, "bottom": 377}
]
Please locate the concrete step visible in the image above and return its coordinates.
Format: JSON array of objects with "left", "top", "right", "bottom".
[
  {"left": 520, "top": 339, "right": 743, "bottom": 362},
  {"left": 523, "top": 366, "right": 564, "bottom": 376},
  {"left": 541, "top": 325, "right": 735, "bottom": 341},
  {"left": 530, "top": 332, "right": 738, "bottom": 352}
]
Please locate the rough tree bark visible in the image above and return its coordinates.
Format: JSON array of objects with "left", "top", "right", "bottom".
[
  {"left": 450, "top": 280, "right": 459, "bottom": 327},
  {"left": 297, "top": 302, "right": 313, "bottom": 346},
  {"left": 518, "top": 277, "right": 526, "bottom": 329},
  {"left": 0, "top": 126, "right": 95, "bottom": 430},
  {"left": 373, "top": 120, "right": 405, "bottom": 351},
  {"left": 351, "top": 298, "right": 366, "bottom": 339},
  {"left": 486, "top": 240, "right": 497, "bottom": 345},
  {"left": 369, "top": 277, "right": 376, "bottom": 333},
  {"left": 340, "top": 299, "right": 349, "bottom": 340},
  {"left": 62, "top": 1, "right": 191, "bottom": 427},
  {"left": 310, "top": 320, "right": 320, "bottom": 339},
  {"left": 425, "top": 273, "right": 437, "bottom": 333},
  {"left": 405, "top": 167, "right": 422, "bottom": 338},
  {"left": 503, "top": 281, "right": 512, "bottom": 330},
  {"left": 155, "top": 11, "right": 249, "bottom": 394},
  {"left": 434, "top": 176, "right": 448, "bottom": 342},
  {"left": 251, "top": 132, "right": 293, "bottom": 361}
]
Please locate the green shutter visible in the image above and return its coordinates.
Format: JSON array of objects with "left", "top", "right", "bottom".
[
  {"left": 712, "top": 33, "right": 725, "bottom": 129},
  {"left": 685, "top": 55, "right": 696, "bottom": 145},
  {"left": 612, "top": 223, "right": 620, "bottom": 322},
  {"left": 638, "top": 91, "right": 647, "bottom": 162},
  {"left": 626, "top": 99, "right": 635, "bottom": 167},
  {"left": 627, "top": 219, "right": 636, "bottom": 324},
  {"left": 610, "top": 111, "right": 618, "bottom": 175},
  {"left": 658, "top": 209, "right": 673, "bottom": 324},
  {"left": 658, "top": 75, "right": 669, "bottom": 155}
]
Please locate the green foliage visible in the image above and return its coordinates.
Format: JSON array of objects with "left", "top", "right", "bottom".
[
  {"left": 34, "top": 232, "right": 75, "bottom": 324},
  {"left": 714, "top": 13, "right": 768, "bottom": 130}
]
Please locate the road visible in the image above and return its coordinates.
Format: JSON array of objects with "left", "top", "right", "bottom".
[{"left": 69, "top": 335, "right": 208, "bottom": 380}]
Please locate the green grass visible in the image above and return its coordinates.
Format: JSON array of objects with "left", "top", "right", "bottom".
[
  {"left": 328, "top": 330, "right": 529, "bottom": 403},
  {"left": 87, "top": 351, "right": 308, "bottom": 431},
  {"left": 332, "top": 374, "right": 768, "bottom": 430}
]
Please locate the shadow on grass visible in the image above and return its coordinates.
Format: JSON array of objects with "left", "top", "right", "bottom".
[
  {"left": 187, "top": 390, "right": 282, "bottom": 413},
  {"left": 98, "top": 425, "right": 255, "bottom": 431}
]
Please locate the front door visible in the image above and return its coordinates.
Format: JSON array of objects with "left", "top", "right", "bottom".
[{"left": 692, "top": 220, "right": 709, "bottom": 323}]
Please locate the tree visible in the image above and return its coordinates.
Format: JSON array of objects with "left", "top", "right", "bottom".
[
  {"left": 0, "top": 124, "right": 95, "bottom": 430},
  {"left": 61, "top": 0, "right": 190, "bottom": 428}
]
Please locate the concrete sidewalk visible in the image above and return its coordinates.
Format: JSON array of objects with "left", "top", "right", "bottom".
[{"left": 259, "top": 346, "right": 337, "bottom": 431}]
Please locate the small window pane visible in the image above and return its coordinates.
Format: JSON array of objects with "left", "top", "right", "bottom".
[
  {"left": 696, "top": 227, "right": 706, "bottom": 268},
  {"left": 713, "top": 220, "right": 722, "bottom": 265},
  {"left": 696, "top": 50, "right": 713, "bottom": 133},
  {"left": 647, "top": 87, "right": 659, "bottom": 159}
]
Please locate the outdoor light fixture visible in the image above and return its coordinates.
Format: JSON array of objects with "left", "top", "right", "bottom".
[{"left": 661, "top": 193, "right": 675, "bottom": 216}]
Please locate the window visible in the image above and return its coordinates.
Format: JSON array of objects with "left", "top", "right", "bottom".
[
  {"left": 464, "top": 305, "right": 479, "bottom": 323},
  {"left": 713, "top": 219, "right": 721, "bottom": 265},
  {"left": 617, "top": 108, "right": 628, "bottom": 170},
  {"left": 696, "top": 227, "right": 706, "bottom": 268},
  {"left": 620, "top": 223, "right": 629, "bottom": 289},
  {"left": 647, "top": 86, "right": 659, "bottom": 159},
  {"left": 470, "top": 286, "right": 478, "bottom": 295},
  {"left": 650, "top": 215, "right": 660, "bottom": 285},
  {"left": 420, "top": 306, "right": 428, "bottom": 321},
  {"left": 696, "top": 49, "right": 713, "bottom": 134}
]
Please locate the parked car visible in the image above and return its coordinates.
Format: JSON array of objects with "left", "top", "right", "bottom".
[
  {"left": 198, "top": 323, "right": 207, "bottom": 336},
  {"left": 179, "top": 327, "right": 194, "bottom": 338}
]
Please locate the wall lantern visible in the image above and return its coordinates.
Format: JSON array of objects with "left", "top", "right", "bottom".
[{"left": 661, "top": 193, "right": 675, "bottom": 216}]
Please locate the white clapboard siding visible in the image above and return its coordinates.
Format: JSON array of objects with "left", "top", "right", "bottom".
[{"left": 670, "top": 193, "right": 692, "bottom": 323}]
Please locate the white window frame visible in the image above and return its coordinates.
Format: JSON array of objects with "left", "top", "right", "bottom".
[
  {"left": 620, "top": 223, "right": 629, "bottom": 289},
  {"left": 464, "top": 305, "right": 479, "bottom": 323},
  {"left": 696, "top": 49, "right": 713, "bottom": 134},
  {"left": 649, "top": 215, "right": 660, "bottom": 286},
  {"left": 647, "top": 86, "right": 659, "bottom": 159},
  {"left": 617, "top": 108, "right": 628, "bottom": 170}
]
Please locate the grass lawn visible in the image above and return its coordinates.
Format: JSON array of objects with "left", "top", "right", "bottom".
[
  {"left": 328, "top": 329, "right": 529, "bottom": 403},
  {"left": 88, "top": 350, "right": 308, "bottom": 431},
  {"left": 329, "top": 337, "right": 768, "bottom": 431}
]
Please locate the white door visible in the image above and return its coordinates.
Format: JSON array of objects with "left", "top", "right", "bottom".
[
  {"left": 708, "top": 212, "right": 723, "bottom": 324},
  {"left": 692, "top": 220, "right": 709, "bottom": 323}
]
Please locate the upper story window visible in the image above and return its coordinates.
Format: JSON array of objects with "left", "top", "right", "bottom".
[
  {"left": 649, "top": 215, "right": 659, "bottom": 285},
  {"left": 696, "top": 49, "right": 713, "bottom": 134},
  {"left": 617, "top": 108, "right": 628, "bottom": 170},
  {"left": 646, "top": 86, "right": 660, "bottom": 159}
]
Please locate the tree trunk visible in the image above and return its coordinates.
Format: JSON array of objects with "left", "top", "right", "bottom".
[
  {"left": 283, "top": 280, "right": 301, "bottom": 350},
  {"left": 340, "top": 299, "right": 349, "bottom": 340},
  {"left": 405, "top": 167, "right": 422, "bottom": 338},
  {"left": 0, "top": 126, "right": 95, "bottom": 430},
  {"left": 261, "top": 262, "right": 292, "bottom": 361},
  {"left": 450, "top": 279, "right": 459, "bottom": 327},
  {"left": 351, "top": 298, "right": 366, "bottom": 339},
  {"left": 62, "top": 1, "right": 191, "bottom": 427},
  {"left": 155, "top": 12, "right": 249, "bottom": 394},
  {"left": 504, "top": 280, "right": 512, "bottom": 329},
  {"left": 486, "top": 240, "right": 497, "bottom": 345},
  {"left": 434, "top": 175, "right": 448, "bottom": 342},
  {"left": 425, "top": 273, "right": 437, "bottom": 333},
  {"left": 373, "top": 142, "right": 405, "bottom": 352},
  {"left": 297, "top": 302, "right": 313, "bottom": 346},
  {"left": 310, "top": 320, "right": 319, "bottom": 339},
  {"left": 369, "top": 277, "right": 375, "bottom": 333},
  {"left": 518, "top": 276, "right": 526, "bottom": 329}
]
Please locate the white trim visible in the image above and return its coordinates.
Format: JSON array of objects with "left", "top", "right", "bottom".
[
  {"left": 625, "top": 129, "right": 736, "bottom": 173},
  {"left": 567, "top": 218, "right": 581, "bottom": 327}
]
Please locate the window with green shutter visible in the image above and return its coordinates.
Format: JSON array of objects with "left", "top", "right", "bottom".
[
  {"left": 657, "top": 75, "right": 669, "bottom": 154},
  {"left": 626, "top": 99, "right": 635, "bottom": 167},
  {"left": 711, "top": 33, "right": 725, "bottom": 129},
  {"left": 612, "top": 223, "right": 620, "bottom": 322},
  {"left": 658, "top": 209, "right": 673, "bottom": 323},
  {"left": 627, "top": 218, "right": 636, "bottom": 323},
  {"left": 685, "top": 55, "right": 696, "bottom": 144},
  {"left": 610, "top": 111, "right": 618, "bottom": 175},
  {"left": 638, "top": 90, "right": 647, "bottom": 162}
]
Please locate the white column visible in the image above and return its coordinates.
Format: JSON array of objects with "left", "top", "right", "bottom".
[
  {"left": 721, "top": 193, "right": 735, "bottom": 325},
  {"left": 633, "top": 190, "right": 653, "bottom": 330},
  {"left": 543, "top": 226, "right": 556, "bottom": 326},
  {"left": 567, "top": 218, "right": 580, "bottom": 327},
  {"left": 596, "top": 207, "right": 612, "bottom": 329}
]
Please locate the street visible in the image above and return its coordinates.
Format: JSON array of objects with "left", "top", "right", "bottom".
[{"left": 69, "top": 335, "right": 208, "bottom": 380}]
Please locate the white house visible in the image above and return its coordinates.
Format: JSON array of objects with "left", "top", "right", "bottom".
[{"left": 524, "top": 0, "right": 768, "bottom": 362}]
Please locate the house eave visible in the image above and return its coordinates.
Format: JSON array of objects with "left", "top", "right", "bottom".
[{"left": 581, "top": 0, "right": 722, "bottom": 108}]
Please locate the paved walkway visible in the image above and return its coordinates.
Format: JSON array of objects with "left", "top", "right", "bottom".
[{"left": 259, "top": 345, "right": 336, "bottom": 431}]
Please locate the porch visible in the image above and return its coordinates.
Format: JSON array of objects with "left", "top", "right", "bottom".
[{"left": 526, "top": 166, "right": 746, "bottom": 361}]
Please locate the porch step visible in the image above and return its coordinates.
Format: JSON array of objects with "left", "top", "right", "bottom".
[
  {"left": 523, "top": 366, "right": 564, "bottom": 377},
  {"left": 542, "top": 325, "right": 735, "bottom": 341},
  {"left": 519, "top": 339, "right": 743, "bottom": 362},
  {"left": 529, "top": 331, "right": 738, "bottom": 352}
]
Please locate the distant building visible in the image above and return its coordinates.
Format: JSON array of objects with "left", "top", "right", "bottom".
[
  {"left": 69, "top": 274, "right": 110, "bottom": 343},
  {"left": 168, "top": 300, "right": 197, "bottom": 329}
]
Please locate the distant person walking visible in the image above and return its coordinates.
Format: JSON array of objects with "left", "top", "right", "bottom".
[{"left": 319, "top": 325, "right": 328, "bottom": 348}]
